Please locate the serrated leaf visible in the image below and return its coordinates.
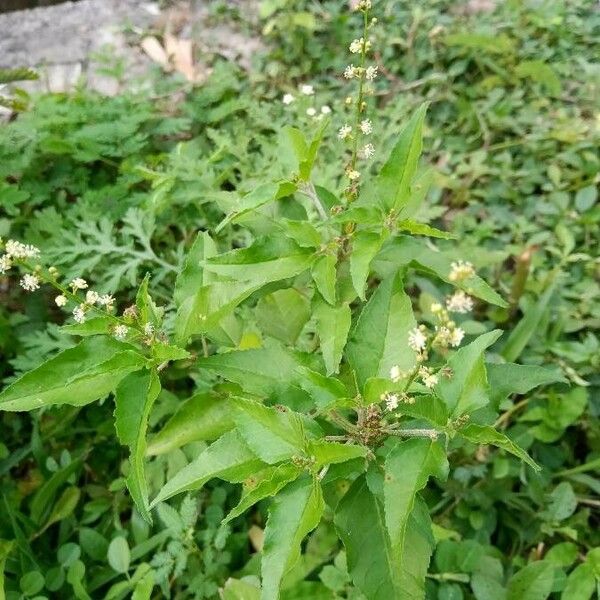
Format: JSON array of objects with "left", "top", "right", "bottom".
[
  {"left": 174, "top": 231, "right": 217, "bottom": 307},
  {"left": 435, "top": 330, "right": 503, "bottom": 417},
  {"left": 312, "top": 254, "right": 337, "bottom": 305},
  {"left": 314, "top": 299, "right": 351, "bottom": 376},
  {"left": 224, "top": 463, "right": 302, "bottom": 523},
  {"left": 397, "top": 219, "right": 455, "bottom": 240},
  {"left": 507, "top": 561, "right": 554, "bottom": 600},
  {"left": 114, "top": 369, "right": 161, "bottom": 522},
  {"left": 346, "top": 272, "right": 417, "bottom": 391},
  {"left": 350, "top": 231, "right": 384, "bottom": 300},
  {"left": 146, "top": 392, "right": 233, "bottom": 456},
  {"left": 256, "top": 288, "right": 311, "bottom": 345},
  {"left": 261, "top": 477, "right": 324, "bottom": 600},
  {"left": 151, "top": 430, "right": 264, "bottom": 505},
  {"left": 0, "top": 337, "right": 146, "bottom": 412},
  {"left": 384, "top": 439, "right": 448, "bottom": 559},
  {"left": 459, "top": 424, "right": 540, "bottom": 470},
  {"left": 296, "top": 367, "right": 348, "bottom": 410},
  {"left": 307, "top": 439, "right": 367, "bottom": 468}
]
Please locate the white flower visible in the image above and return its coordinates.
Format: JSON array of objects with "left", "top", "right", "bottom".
[
  {"left": 344, "top": 65, "right": 358, "bottom": 79},
  {"left": 419, "top": 366, "right": 438, "bottom": 389},
  {"left": 383, "top": 392, "right": 399, "bottom": 411},
  {"left": 446, "top": 290, "right": 474, "bottom": 314},
  {"left": 98, "top": 294, "right": 115, "bottom": 310},
  {"left": 5, "top": 240, "right": 40, "bottom": 259},
  {"left": 357, "top": 0, "right": 372, "bottom": 10},
  {"left": 70, "top": 277, "right": 88, "bottom": 290},
  {"left": 144, "top": 322, "right": 154, "bottom": 336},
  {"left": 449, "top": 327, "right": 465, "bottom": 347},
  {"left": 449, "top": 260, "right": 475, "bottom": 282},
  {"left": 320, "top": 105, "right": 331, "bottom": 115},
  {"left": 408, "top": 326, "right": 427, "bottom": 352},
  {"left": 55, "top": 294, "right": 68, "bottom": 307},
  {"left": 85, "top": 290, "right": 100, "bottom": 305},
  {"left": 114, "top": 324, "right": 128, "bottom": 340},
  {"left": 361, "top": 143, "right": 375, "bottom": 159},
  {"left": 346, "top": 169, "right": 361, "bottom": 181},
  {"left": 365, "top": 65, "right": 378, "bottom": 81},
  {"left": 338, "top": 124, "right": 352, "bottom": 140},
  {"left": 282, "top": 93, "right": 295, "bottom": 105},
  {"left": 389, "top": 365, "right": 404, "bottom": 383},
  {"left": 0, "top": 255, "right": 12, "bottom": 274},
  {"left": 360, "top": 119, "right": 372, "bottom": 134},
  {"left": 73, "top": 304, "right": 86, "bottom": 324},
  {"left": 306, "top": 107, "right": 317, "bottom": 117},
  {"left": 430, "top": 302, "right": 443, "bottom": 314},
  {"left": 300, "top": 84, "right": 314, "bottom": 96},
  {"left": 20, "top": 273, "right": 40, "bottom": 292}
]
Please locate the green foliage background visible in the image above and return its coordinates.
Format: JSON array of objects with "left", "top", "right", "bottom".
[{"left": 0, "top": 0, "right": 598, "bottom": 598}]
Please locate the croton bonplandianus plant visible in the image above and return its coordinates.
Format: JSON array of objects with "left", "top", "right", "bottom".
[{"left": 0, "top": 2, "right": 565, "bottom": 599}]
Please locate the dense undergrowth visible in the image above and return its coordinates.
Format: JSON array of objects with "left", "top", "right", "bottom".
[{"left": 0, "top": 0, "right": 598, "bottom": 598}]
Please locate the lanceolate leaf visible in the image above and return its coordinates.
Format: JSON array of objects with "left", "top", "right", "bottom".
[
  {"left": 146, "top": 392, "right": 234, "bottom": 456},
  {"left": 435, "top": 330, "right": 503, "bottom": 417},
  {"left": 346, "top": 273, "right": 417, "bottom": 391},
  {"left": 261, "top": 477, "right": 324, "bottom": 600},
  {"left": 307, "top": 439, "right": 367, "bottom": 468},
  {"left": 224, "top": 464, "right": 302, "bottom": 523},
  {"left": 174, "top": 231, "right": 217, "bottom": 307},
  {"left": 114, "top": 369, "right": 161, "bottom": 522},
  {"left": 311, "top": 254, "right": 337, "bottom": 305},
  {"left": 350, "top": 231, "right": 384, "bottom": 300},
  {"left": 459, "top": 424, "right": 540, "bottom": 471},
  {"left": 314, "top": 299, "right": 351, "bottom": 375},
  {"left": 373, "top": 103, "right": 428, "bottom": 212},
  {"left": 151, "top": 430, "right": 264, "bottom": 506},
  {"left": 0, "top": 337, "right": 146, "bottom": 412}
]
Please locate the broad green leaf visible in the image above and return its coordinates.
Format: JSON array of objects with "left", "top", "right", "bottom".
[
  {"left": 397, "top": 219, "right": 455, "bottom": 240},
  {"left": 135, "top": 274, "right": 163, "bottom": 327},
  {"left": 261, "top": 477, "right": 324, "bottom": 600},
  {"left": 216, "top": 182, "right": 296, "bottom": 232},
  {"left": 107, "top": 537, "right": 130, "bottom": 574},
  {"left": 278, "top": 219, "right": 322, "bottom": 248},
  {"left": 204, "top": 237, "right": 313, "bottom": 284},
  {"left": 197, "top": 343, "right": 307, "bottom": 396},
  {"left": 62, "top": 316, "right": 112, "bottom": 336},
  {"left": 151, "top": 430, "right": 264, "bottom": 505},
  {"left": 459, "top": 424, "right": 540, "bottom": 470},
  {"left": 311, "top": 254, "right": 337, "bottom": 305},
  {"left": 174, "top": 231, "right": 217, "bottom": 307},
  {"left": 114, "top": 369, "right": 161, "bottom": 522},
  {"left": 350, "top": 231, "right": 384, "bottom": 300},
  {"left": 296, "top": 367, "right": 348, "bottom": 410},
  {"left": 562, "top": 563, "right": 596, "bottom": 600},
  {"left": 372, "top": 103, "right": 428, "bottom": 212},
  {"left": 314, "top": 300, "right": 351, "bottom": 375},
  {"left": 280, "top": 123, "right": 327, "bottom": 181},
  {"left": 146, "top": 392, "right": 233, "bottom": 456},
  {"left": 544, "top": 482, "right": 577, "bottom": 522},
  {"left": 435, "top": 330, "right": 503, "bottom": 417},
  {"left": 150, "top": 342, "right": 190, "bottom": 363},
  {"left": 515, "top": 60, "right": 561, "bottom": 95},
  {"left": 307, "top": 439, "right": 367, "bottom": 468},
  {"left": 397, "top": 168, "right": 434, "bottom": 220},
  {"left": 507, "top": 561, "right": 554, "bottom": 600},
  {"left": 346, "top": 273, "right": 417, "bottom": 391},
  {"left": 374, "top": 236, "right": 507, "bottom": 307},
  {"left": 384, "top": 439, "right": 448, "bottom": 559},
  {"left": 0, "top": 540, "right": 15, "bottom": 594},
  {"left": 222, "top": 578, "right": 261, "bottom": 600},
  {"left": 256, "top": 288, "right": 311, "bottom": 345},
  {"left": 488, "top": 363, "right": 566, "bottom": 409},
  {"left": 40, "top": 487, "right": 81, "bottom": 534},
  {"left": 224, "top": 463, "right": 302, "bottom": 523},
  {"left": 501, "top": 282, "right": 556, "bottom": 362},
  {"left": 334, "top": 475, "right": 434, "bottom": 600},
  {"left": 232, "top": 397, "right": 312, "bottom": 464},
  {"left": 0, "top": 337, "right": 146, "bottom": 412}
]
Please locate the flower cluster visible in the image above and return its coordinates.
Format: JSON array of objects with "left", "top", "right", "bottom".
[
  {"left": 282, "top": 84, "right": 332, "bottom": 122},
  {"left": 449, "top": 260, "right": 475, "bottom": 282}
]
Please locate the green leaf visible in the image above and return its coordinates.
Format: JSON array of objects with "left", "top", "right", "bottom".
[
  {"left": 40, "top": 487, "right": 81, "bottom": 534},
  {"left": 314, "top": 300, "right": 351, "bottom": 375},
  {"left": 0, "top": 337, "right": 146, "bottom": 412},
  {"left": 296, "top": 367, "right": 348, "bottom": 410},
  {"left": 507, "top": 561, "right": 554, "bottom": 600},
  {"left": 562, "top": 563, "right": 596, "bottom": 600},
  {"left": 174, "top": 231, "right": 217, "bottom": 307},
  {"left": 151, "top": 430, "right": 263, "bottom": 506},
  {"left": 146, "top": 392, "right": 234, "bottom": 456},
  {"left": 459, "top": 424, "right": 540, "bottom": 470},
  {"left": 346, "top": 273, "right": 417, "bottom": 391},
  {"left": 397, "top": 219, "right": 455, "bottom": 240},
  {"left": 135, "top": 274, "right": 163, "bottom": 327},
  {"left": 107, "top": 537, "right": 130, "bottom": 574},
  {"left": 261, "top": 477, "right": 324, "bottom": 600},
  {"left": 515, "top": 60, "right": 561, "bottom": 95},
  {"left": 435, "top": 330, "right": 503, "bottom": 417},
  {"left": 256, "top": 288, "right": 311, "bottom": 345},
  {"left": 232, "top": 397, "right": 312, "bottom": 464},
  {"left": 334, "top": 476, "right": 434, "bottom": 599},
  {"left": 312, "top": 254, "right": 337, "bottom": 305},
  {"left": 372, "top": 103, "right": 428, "bottom": 212},
  {"left": 1, "top": 541, "right": 15, "bottom": 594},
  {"left": 62, "top": 316, "right": 113, "bottom": 336},
  {"left": 114, "top": 369, "right": 161, "bottom": 522},
  {"left": 204, "top": 237, "right": 313, "bottom": 284},
  {"left": 384, "top": 439, "right": 448, "bottom": 558},
  {"left": 488, "top": 363, "right": 566, "bottom": 409},
  {"left": 224, "top": 463, "right": 302, "bottom": 523},
  {"left": 350, "top": 231, "right": 384, "bottom": 300},
  {"left": 501, "top": 282, "right": 556, "bottom": 362},
  {"left": 307, "top": 439, "right": 367, "bottom": 468}
]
